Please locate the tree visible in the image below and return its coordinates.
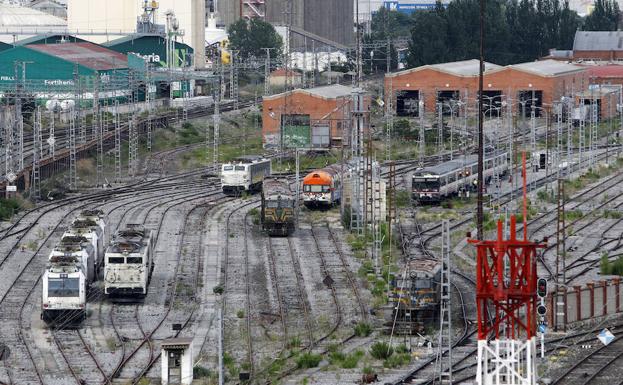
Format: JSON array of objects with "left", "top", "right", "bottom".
[
  {"left": 584, "top": 0, "right": 620, "bottom": 30},
  {"left": 227, "top": 18, "right": 283, "bottom": 59},
  {"left": 406, "top": 0, "right": 580, "bottom": 68},
  {"left": 407, "top": 3, "right": 449, "bottom": 67}
]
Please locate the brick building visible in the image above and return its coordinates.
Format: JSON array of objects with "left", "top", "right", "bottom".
[
  {"left": 385, "top": 59, "right": 587, "bottom": 117},
  {"left": 585, "top": 65, "right": 623, "bottom": 86},
  {"left": 573, "top": 31, "right": 623, "bottom": 62},
  {"left": 262, "top": 84, "right": 368, "bottom": 149}
]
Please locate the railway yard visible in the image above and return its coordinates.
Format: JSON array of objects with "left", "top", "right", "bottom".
[
  {"left": 2, "top": 42, "right": 623, "bottom": 385},
  {"left": 1, "top": 96, "right": 623, "bottom": 385}
]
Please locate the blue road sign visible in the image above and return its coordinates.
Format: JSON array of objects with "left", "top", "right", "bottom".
[{"left": 538, "top": 324, "right": 546, "bottom": 333}]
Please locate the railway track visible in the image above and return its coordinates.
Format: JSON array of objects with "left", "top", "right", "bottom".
[{"left": 266, "top": 235, "right": 315, "bottom": 350}]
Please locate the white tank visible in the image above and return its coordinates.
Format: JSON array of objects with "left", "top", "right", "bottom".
[
  {"left": 45, "top": 99, "right": 60, "bottom": 111},
  {"left": 60, "top": 100, "right": 76, "bottom": 111}
]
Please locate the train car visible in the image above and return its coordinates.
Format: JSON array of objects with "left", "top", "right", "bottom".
[
  {"left": 41, "top": 238, "right": 95, "bottom": 323},
  {"left": 302, "top": 165, "right": 342, "bottom": 208},
  {"left": 221, "top": 156, "right": 271, "bottom": 196},
  {"left": 412, "top": 151, "right": 508, "bottom": 203},
  {"left": 261, "top": 178, "right": 296, "bottom": 236},
  {"left": 65, "top": 209, "right": 107, "bottom": 277},
  {"left": 104, "top": 224, "right": 154, "bottom": 300},
  {"left": 384, "top": 259, "right": 441, "bottom": 333}
]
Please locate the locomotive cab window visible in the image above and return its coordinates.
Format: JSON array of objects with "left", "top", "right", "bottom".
[
  {"left": 235, "top": 166, "right": 246, "bottom": 171},
  {"left": 267, "top": 201, "right": 279, "bottom": 208},
  {"left": 127, "top": 257, "right": 142, "bottom": 264},
  {"left": 223, "top": 166, "right": 233, "bottom": 171},
  {"left": 48, "top": 278, "right": 80, "bottom": 297},
  {"left": 414, "top": 278, "right": 431, "bottom": 289},
  {"left": 108, "top": 257, "right": 124, "bottom": 264}
]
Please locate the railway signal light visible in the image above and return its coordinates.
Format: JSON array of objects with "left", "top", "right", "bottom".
[
  {"left": 537, "top": 278, "right": 547, "bottom": 298},
  {"left": 537, "top": 304, "right": 547, "bottom": 316}
]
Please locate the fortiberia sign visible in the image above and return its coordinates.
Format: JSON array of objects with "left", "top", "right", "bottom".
[{"left": 129, "top": 47, "right": 191, "bottom": 67}]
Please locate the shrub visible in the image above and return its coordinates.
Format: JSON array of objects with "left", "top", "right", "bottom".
[
  {"left": 236, "top": 310, "right": 245, "bottom": 318},
  {"left": 296, "top": 353, "right": 322, "bottom": 369},
  {"left": 213, "top": 285, "right": 224, "bottom": 295},
  {"left": 354, "top": 322, "right": 372, "bottom": 337},
  {"left": 341, "top": 351, "right": 364, "bottom": 369},
  {"left": 193, "top": 365, "right": 211, "bottom": 378},
  {"left": 370, "top": 342, "right": 393, "bottom": 360},
  {"left": 287, "top": 337, "right": 301, "bottom": 349},
  {"left": 383, "top": 352, "right": 411, "bottom": 368}
]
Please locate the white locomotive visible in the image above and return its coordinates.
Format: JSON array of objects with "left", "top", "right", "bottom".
[
  {"left": 64, "top": 209, "right": 107, "bottom": 277},
  {"left": 41, "top": 210, "right": 107, "bottom": 324},
  {"left": 41, "top": 238, "right": 95, "bottom": 323},
  {"left": 221, "top": 156, "right": 271, "bottom": 196},
  {"left": 104, "top": 224, "right": 154, "bottom": 300}
]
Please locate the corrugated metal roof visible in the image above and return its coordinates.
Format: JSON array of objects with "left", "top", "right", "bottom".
[
  {"left": 573, "top": 31, "right": 623, "bottom": 51},
  {"left": 28, "top": 42, "right": 127, "bottom": 70},
  {"left": 0, "top": 3, "right": 66, "bottom": 27},
  {"left": 509, "top": 59, "right": 585, "bottom": 77},
  {"left": 387, "top": 59, "right": 501, "bottom": 78}
]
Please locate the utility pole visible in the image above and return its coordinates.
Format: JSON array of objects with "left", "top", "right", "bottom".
[
  {"left": 555, "top": 178, "right": 566, "bottom": 332},
  {"left": 146, "top": 66, "right": 153, "bottom": 152},
  {"left": 477, "top": 0, "right": 485, "bottom": 239},
  {"left": 435, "top": 219, "right": 452, "bottom": 384},
  {"left": 230, "top": 50, "right": 239, "bottom": 111},
  {"left": 94, "top": 75, "right": 103, "bottom": 187},
  {"left": 385, "top": 79, "right": 393, "bottom": 161},
  {"left": 213, "top": 80, "right": 221, "bottom": 172},
  {"left": 263, "top": 47, "right": 274, "bottom": 96},
  {"left": 31, "top": 107, "right": 41, "bottom": 200},
  {"left": 48, "top": 108, "right": 55, "bottom": 159},
  {"left": 114, "top": 100, "right": 121, "bottom": 182},
  {"left": 419, "top": 98, "right": 425, "bottom": 166}
]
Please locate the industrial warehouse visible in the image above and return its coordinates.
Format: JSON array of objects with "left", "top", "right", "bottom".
[{"left": 1, "top": 0, "right": 623, "bottom": 385}]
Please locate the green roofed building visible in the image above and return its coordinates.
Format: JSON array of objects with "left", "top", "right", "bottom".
[
  {"left": 0, "top": 42, "right": 132, "bottom": 104},
  {"left": 104, "top": 34, "right": 193, "bottom": 68}
]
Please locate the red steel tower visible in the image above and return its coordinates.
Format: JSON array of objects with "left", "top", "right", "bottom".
[{"left": 469, "top": 215, "right": 546, "bottom": 385}]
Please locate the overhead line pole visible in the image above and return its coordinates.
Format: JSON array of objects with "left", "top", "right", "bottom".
[{"left": 477, "top": 0, "right": 485, "bottom": 239}]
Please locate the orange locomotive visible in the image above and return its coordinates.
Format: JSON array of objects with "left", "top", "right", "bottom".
[{"left": 302, "top": 165, "right": 342, "bottom": 208}]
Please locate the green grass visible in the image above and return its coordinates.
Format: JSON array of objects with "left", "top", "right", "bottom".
[
  {"left": 0, "top": 198, "right": 22, "bottom": 221},
  {"left": 369, "top": 342, "right": 393, "bottom": 360},
  {"left": 296, "top": 352, "right": 322, "bottom": 369},
  {"left": 354, "top": 322, "right": 372, "bottom": 337}
]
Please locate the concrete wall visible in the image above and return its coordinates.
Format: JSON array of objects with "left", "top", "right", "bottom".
[
  {"left": 68, "top": 0, "right": 205, "bottom": 67},
  {"left": 67, "top": 0, "right": 139, "bottom": 34}
]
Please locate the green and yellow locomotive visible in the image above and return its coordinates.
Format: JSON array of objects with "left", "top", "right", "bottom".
[{"left": 261, "top": 178, "right": 296, "bottom": 236}]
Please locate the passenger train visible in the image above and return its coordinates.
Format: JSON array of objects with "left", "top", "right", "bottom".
[
  {"left": 412, "top": 151, "right": 508, "bottom": 203},
  {"left": 221, "top": 156, "right": 271, "bottom": 196},
  {"left": 104, "top": 224, "right": 154, "bottom": 300},
  {"left": 41, "top": 210, "right": 107, "bottom": 324},
  {"left": 302, "top": 165, "right": 342, "bottom": 208},
  {"left": 261, "top": 178, "right": 296, "bottom": 236}
]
